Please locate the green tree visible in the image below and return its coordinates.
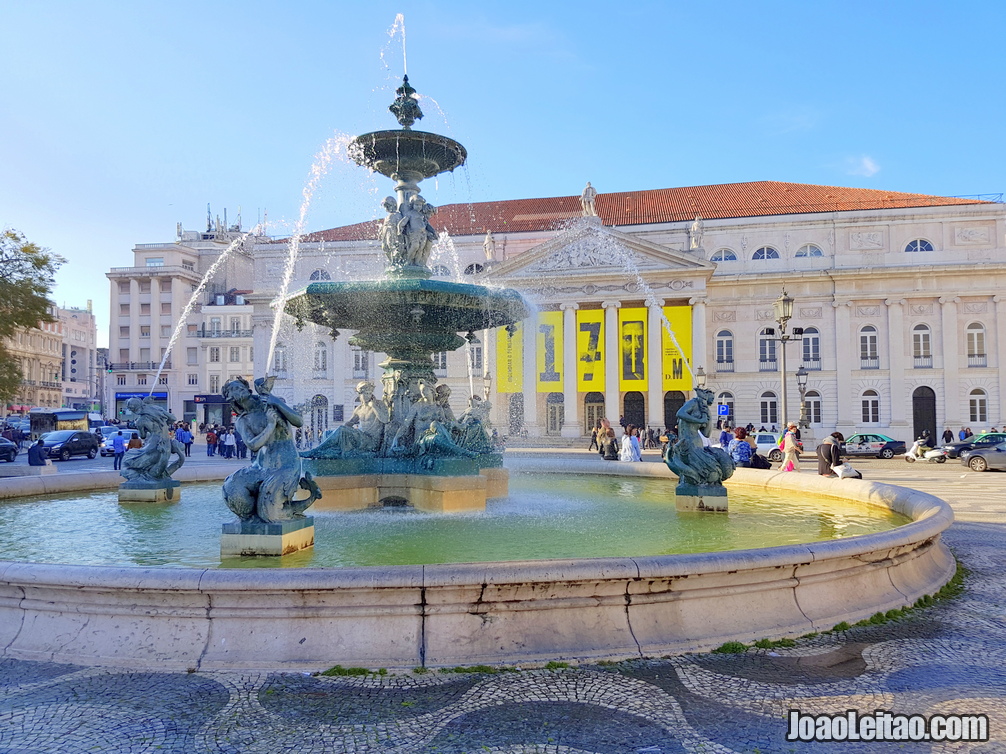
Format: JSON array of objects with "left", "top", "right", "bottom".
[{"left": 0, "top": 230, "right": 65, "bottom": 402}]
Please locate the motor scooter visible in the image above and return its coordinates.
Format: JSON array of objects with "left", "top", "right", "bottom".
[{"left": 905, "top": 439, "right": 947, "bottom": 463}]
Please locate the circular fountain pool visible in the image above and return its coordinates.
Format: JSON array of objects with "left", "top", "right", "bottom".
[
  {"left": 0, "top": 461, "right": 954, "bottom": 672},
  {"left": 0, "top": 474, "right": 908, "bottom": 569}
]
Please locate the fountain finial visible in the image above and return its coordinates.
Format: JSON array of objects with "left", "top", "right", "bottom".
[{"left": 390, "top": 75, "right": 423, "bottom": 129}]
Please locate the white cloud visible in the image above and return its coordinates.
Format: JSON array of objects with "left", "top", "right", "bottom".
[{"left": 847, "top": 155, "right": 880, "bottom": 177}]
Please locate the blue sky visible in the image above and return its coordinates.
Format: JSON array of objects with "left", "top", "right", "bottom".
[{"left": 2, "top": 1, "right": 1003, "bottom": 346}]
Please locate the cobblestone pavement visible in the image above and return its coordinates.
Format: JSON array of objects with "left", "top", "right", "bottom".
[{"left": 2, "top": 454, "right": 1005, "bottom": 752}]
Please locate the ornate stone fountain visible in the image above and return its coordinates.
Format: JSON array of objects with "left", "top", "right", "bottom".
[{"left": 284, "top": 76, "right": 530, "bottom": 512}]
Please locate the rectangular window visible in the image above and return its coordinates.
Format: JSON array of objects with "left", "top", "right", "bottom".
[
  {"left": 140, "top": 326, "right": 150, "bottom": 337},
  {"left": 161, "top": 325, "right": 172, "bottom": 337},
  {"left": 352, "top": 348, "right": 368, "bottom": 376},
  {"left": 118, "top": 282, "right": 129, "bottom": 294},
  {"left": 137, "top": 374, "right": 148, "bottom": 386},
  {"left": 186, "top": 347, "right": 198, "bottom": 365},
  {"left": 469, "top": 343, "right": 483, "bottom": 372},
  {"left": 862, "top": 397, "right": 880, "bottom": 423},
  {"left": 433, "top": 351, "right": 448, "bottom": 372},
  {"left": 230, "top": 317, "right": 241, "bottom": 333},
  {"left": 158, "top": 376, "right": 168, "bottom": 385},
  {"left": 119, "top": 326, "right": 129, "bottom": 338},
  {"left": 187, "top": 324, "right": 198, "bottom": 334},
  {"left": 139, "top": 282, "right": 151, "bottom": 293},
  {"left": 160, "top": 281, "right": 172, "bottom": 292},
  {"left": 119, "top": 304, "right": 130, "bottom": 315},
  {"left": 248, "top": 346, "right": 253, "bottom": 363},
  {"left": 116, "top": 375, "right": 126, "bottom": 385},
  {"left": 210, "top": 317, "right": 222, "bottom": 335},
  {"left": 209, "top": 374, "right": 220, "bottom": 392},
  {"left": 182, "top": 260, "right": 194, "bottom": 271},
  {"left": 140, "top": 303, "right": 151, "bottom": 315},
  {"left": 119, "top": 348, "right": 129, "bottom": 361},
  {"left": 145, "top": 257, "right": 164, "bottom": 267},
  {"left": 161, "top": 303, "right": 172, "bottom": 315},
  {"left": 229, "top": 346, "right": 240, "bottom": 362},
  {"left": 139, "top": 348, "right": 150, "bottom": 361},
  {"left": 187, "top": 374, "right": 198, "bottom": 385},
  {"left": 209, "top": 347, "right": 220, "bottom": 363}
]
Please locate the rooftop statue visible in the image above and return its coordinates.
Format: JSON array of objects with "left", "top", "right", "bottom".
[
  {"left": 120, "top": 397, "right": 184, "bottom": 484},
  {"left": 580, "top": 181, "right": 598, "bottom": 217},
  {"left": 222, "top": 377, "right": 321, "bottom": 523},
  {"left": 483, "top": 230, "right": 496, "bottom": 261},
  {"left": 690, "top": 215, "right": 704, "bottom": 250}
]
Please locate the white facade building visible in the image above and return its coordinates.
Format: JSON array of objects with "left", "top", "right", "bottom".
[
  {"left": 57, "top": 304, "right": 99, "bottom": 410},
  {"left": 243, "top": 181, "right": 1006, "bottom": 445},
  {"left": 106, "top": 218, "right": 259, "bottom": 423}
]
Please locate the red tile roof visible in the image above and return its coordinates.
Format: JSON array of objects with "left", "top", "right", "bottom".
[{"left": 296, "top": 181, "right": 988, "bottom": 242}]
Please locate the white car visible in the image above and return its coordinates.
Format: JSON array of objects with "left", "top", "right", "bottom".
[{"left": 753, "top": 433, "right": 782, "bottom": 461}]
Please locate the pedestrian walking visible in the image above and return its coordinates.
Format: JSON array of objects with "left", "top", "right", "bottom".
[
  {"left": 111, "top": 430, "right": 127, "bottom": 470},
  {"left": 588, "top": 423, "right": 600, "bottom": 451},
  {"left": 206, "top": 429, "right": 218, "bottom": 456},
  {"left": 780, "top": 422, "right": 802, "bottom": 472}
]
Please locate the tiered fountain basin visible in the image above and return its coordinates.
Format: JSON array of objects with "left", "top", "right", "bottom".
[{"left": 0, "top": 460, "right": 954, "bottom": 671}]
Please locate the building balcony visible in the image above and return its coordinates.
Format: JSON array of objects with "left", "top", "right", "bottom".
[
  {"left": 194, "top": 328, "right": 254, "bottom": 338},
  {"left": 803, "top": 359, "right": 821, "bottom": 370},
  {"left": 968, "top": 354, "right": 988, "bottom": 368},
  {"left": 715, "top": 360, "right": 734, "bottom": 373},
  {"left": 860, "top": 358, "right": 880, "bottom": 369},
  {"left": 107, "top": 265, "right": 201, "bottom": 280},
  {"left": 108, "top": 362, "right": 170, "bottom": 371},
  {"left": 914, "top": 356, "right": 933, "bottom": 369},
  {"left": 758, "top": 359, "right": 777, "bottom": 372}
]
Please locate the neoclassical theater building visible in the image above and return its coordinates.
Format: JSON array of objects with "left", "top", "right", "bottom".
[{"left": 246, "top": 180, "right": 1005, "bottom": 444}]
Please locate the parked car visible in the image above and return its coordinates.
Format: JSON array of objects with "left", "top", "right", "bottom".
[
  {"left": 843, "top": 433, "right": 906, "bottom": 459},
  {"left": 961, "top": 441, "right": 1006, "bottom": 472},
  {"left": 0, "top": 437, "right": 17, "bottom": 462},
  {"left": 38, "top": 430, "right": 99, "bottom": 461},
  {"left": 753, "top": 432, "right": 783, "bottom": 462},
  {"left": 942, "top": 432, "right": 1006, "bottom": 460},
  {"left": 97, "top": 428, "right": 140, "bottom": 457}
]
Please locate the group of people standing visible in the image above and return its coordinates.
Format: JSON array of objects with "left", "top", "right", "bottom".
[
  {"left": 202, "top": 424, "right": 246, "bottom": 459},
  {"left": 590, "top": 421, "right": 677, "bottom": 463}
]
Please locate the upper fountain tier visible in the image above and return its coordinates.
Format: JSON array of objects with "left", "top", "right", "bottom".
[{"left": 347, "top": 76, "right": 467, "bottom": 187}]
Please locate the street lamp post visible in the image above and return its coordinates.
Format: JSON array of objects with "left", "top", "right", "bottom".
[
  {"left": 772, "top": 290, "right": 795, "bottom": 426},
  {"left": 796, "top": 365, "right": 809, "bottom": 429},
  {"left": 694, "top": 366, "right": 706, "bottom": 389}
]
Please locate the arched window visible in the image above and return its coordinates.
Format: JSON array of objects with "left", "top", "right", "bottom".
[
  {"left": 801, "top": 327, "right": 821, "bottom": 369},
  {"left": 309, "top": 269, "right": 332, "bottom": 281},
  {"left": 717, "top": 392, "right": 735, "bottom": 425},
  {"left": 351, "top": 346, "right": 368, "bottom": 377},
  {"left": 468, "top": 335, "right": 483, "bottom": 373},
  {"left": 861, "top": 390, "right": 880, "bottom": 423},
  {"left": 804, "top": 390, "right": 822, "bottom": 424},
  {"left": 967, "top": 323, "right": 987, "bottom": 367},
  {"left": 905, "top": 239, "right": 934, "bottom": 253},
  {"left": 715, "top": 330, "right": 734, "bottom": 372},
  {"left": 710, "top": 249, "right": 737, "bottom": 262},
  {"left": 463, "top": 263, "right": 485, "bottom": 275},
  {"left": 913, "top": 324, "right": 932, "bottom": 367},
  {"left": 273, "top": 345, "right": 287, "bottom": 373},
  {"left": 431, "top": 264, "right": 451, "bottom": 277},
  {"left": 313, "top": 342, "right": 327, "bottom": 375},
  {"left": 760, "top": 391, "right": 778, "bottom": 426},
  {"left": 970, "top": 389, "right": 988, "bottom": 423},
  {"left": 795, "top": 244, "right": 824, "bottom": 258},
  {"left": 860, "top": 325, "right": 879, "bottom": 369},
  {"left": 752, "top": 246, "right": 780, "bottom": 260},
  {"left": 759, "top": 328, "right": 777, "bottom": 371}
]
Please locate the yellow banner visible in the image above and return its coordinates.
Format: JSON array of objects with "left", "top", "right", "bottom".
[
  {"left": 495, "top": 322, "right": 523, "bottom": 393},
  {"left": 618, "top": 308, "right": 648, "bottom": 392},
  {"left": 575, "top": 309, "right": 605, "bottom": 392},
  {"left": 661, "top": 306, "right": 693, "bottom": 391},
  {"left": 535, "top": 311, "right": 563, "bottom": 392}
]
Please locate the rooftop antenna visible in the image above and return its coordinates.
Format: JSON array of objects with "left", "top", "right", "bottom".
[
  {"left": 206, "top": 203, "right": 212, "bottom": 232},
  {"left": 237, "top": 206, "right": 242, "bottom": 231}
]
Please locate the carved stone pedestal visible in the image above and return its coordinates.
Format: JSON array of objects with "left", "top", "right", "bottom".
[
  {"left": 118, "top": 479, "right": 181, "bottom": 504},
  {"left": 675, "top": 482, "right": 728, "bottom": 512},
  {"left": 220, "top": 517, "right": 315, "bottom": 558}
]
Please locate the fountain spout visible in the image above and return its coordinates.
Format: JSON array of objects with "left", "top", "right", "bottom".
[{"left": 389, "top": 75, "right": 423, "bottom": 129}]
